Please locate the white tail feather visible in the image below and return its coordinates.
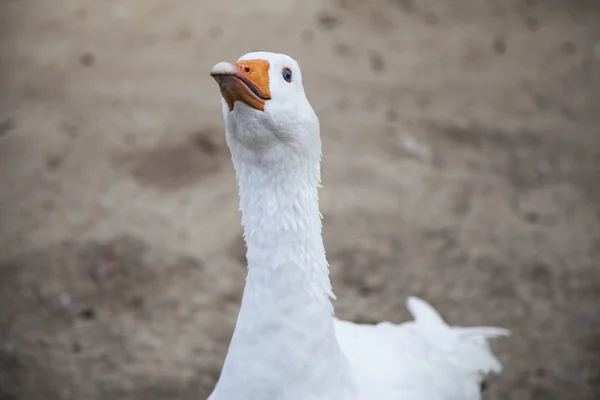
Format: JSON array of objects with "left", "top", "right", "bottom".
[
  {"left": 406, "top": 296, "right": 510, "bottom": 377},
  {"left": 406, "top": 296, "right": 446, "bottom": 327}
]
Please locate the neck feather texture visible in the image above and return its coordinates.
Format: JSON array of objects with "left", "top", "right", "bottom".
[
  {"left": 212, "top": 142, "right": 355, "bottom": 399},
  {"left": 238, "top": 149, "right": 334, "bottom": 304}
]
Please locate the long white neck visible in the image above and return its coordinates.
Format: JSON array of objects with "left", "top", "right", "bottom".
[
  {"left": 212, "top": 131, "right": 355, "bottom": 399},
  {"left": 239, "top": 147, "right": 334, "bottom": 305}
]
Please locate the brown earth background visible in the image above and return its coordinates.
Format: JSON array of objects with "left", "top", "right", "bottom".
[{"left": 1, "top": 0, "right": 600, "bottom": 399}]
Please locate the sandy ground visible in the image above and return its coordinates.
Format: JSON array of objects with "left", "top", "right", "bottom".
[{"left": 1, "top": 0, "right": 599, "bottom": 399}]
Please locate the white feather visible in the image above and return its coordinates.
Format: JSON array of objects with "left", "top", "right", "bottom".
[{"left": 208, "top": 52, "right": 509, "bottom": 400}]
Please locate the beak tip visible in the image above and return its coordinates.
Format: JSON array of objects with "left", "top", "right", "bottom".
[{"left": 211, "top": 62, "right": 237, "bottom": 76}]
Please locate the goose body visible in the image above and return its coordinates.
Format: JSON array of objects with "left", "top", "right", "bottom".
[{"left": 208, "top": 51, "right": 509, "bottom": 400}]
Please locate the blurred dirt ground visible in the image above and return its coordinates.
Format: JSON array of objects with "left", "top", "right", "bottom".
[{"left": 1, "top": 0, "right": 599, "bottom": 399}]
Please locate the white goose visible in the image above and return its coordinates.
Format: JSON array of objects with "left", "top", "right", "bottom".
[{"left": 207, "top": 51, "right": 509, "bottom": 400}]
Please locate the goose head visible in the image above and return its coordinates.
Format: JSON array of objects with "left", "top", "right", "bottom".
[{"left": 210, "top": 52, "right": 320, "bottom": 163}]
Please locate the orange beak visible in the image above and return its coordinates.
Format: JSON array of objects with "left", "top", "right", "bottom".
[{"left": 210, "top": 60, "right": 271, "bottom": 112}]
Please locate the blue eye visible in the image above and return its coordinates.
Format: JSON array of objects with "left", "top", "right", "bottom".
[{"left": 282, "top": 67, "right": 293, "bottom": 83}]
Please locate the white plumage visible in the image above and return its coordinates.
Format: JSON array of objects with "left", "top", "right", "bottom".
[
  {"left": 208, "top": 51, "right": 509, "bottom": 400},
  {"left": 334, "top": 297, "right": 509, "bottom": 399}
]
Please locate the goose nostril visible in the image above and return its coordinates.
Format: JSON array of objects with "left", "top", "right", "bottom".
[{"left": 243, "top": 66, "right": 251, "bottom": 73}]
